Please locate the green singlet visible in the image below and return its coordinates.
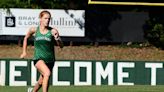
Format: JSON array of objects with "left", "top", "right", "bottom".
[{"left": 33, "top": 26, "right": 55, "bottom": 63}]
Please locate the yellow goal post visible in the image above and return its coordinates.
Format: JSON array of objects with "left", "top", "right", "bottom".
[{"left": 88, "top": 0, "right": 164, "bottom": 6}]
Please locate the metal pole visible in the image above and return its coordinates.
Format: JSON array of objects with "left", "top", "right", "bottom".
[{"left": 88, "top": 1, "right": 164, "bottom": 6}]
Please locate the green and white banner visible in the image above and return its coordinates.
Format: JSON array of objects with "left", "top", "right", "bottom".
[{"left": 1, "top": 59, "right": 164, "bottom": 86}]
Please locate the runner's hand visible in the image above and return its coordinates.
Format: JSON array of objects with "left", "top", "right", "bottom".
[{"left": 20, "top": 52, "right": 26, "bottom": 59}]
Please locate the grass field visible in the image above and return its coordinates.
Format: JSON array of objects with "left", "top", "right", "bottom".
[
  {"left": 1, "top": 44, "right": 164, "bottom": 61},
  {"left": 1, "top": 85, "right": 164, "bottom": 92}
]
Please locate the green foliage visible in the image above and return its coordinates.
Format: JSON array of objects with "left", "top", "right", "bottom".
[
  {"left": 0, "top": 0, "right": 86, "bottom": 9},
  {"left": 0, "top": 0, "right": 31, "bottom": 8},
  {"left": 144, "top": 22, "right": 164, "bottom": 49}
]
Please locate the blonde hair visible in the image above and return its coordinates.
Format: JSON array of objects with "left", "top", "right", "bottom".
[{"left": 39, "top": 10, "right": 51, "bottom": 18}]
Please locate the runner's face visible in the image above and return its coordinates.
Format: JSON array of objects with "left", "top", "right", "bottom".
[{"left": 40, "top": 13, "right": 51, "bottom": 27}]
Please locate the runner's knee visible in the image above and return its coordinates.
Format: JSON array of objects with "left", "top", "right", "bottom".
[
  {"left": 38, "top": 79, "right": 43, "bottom": 85},
  {"left": 43, "top": 70, "right": 51, "bottom": 77}
]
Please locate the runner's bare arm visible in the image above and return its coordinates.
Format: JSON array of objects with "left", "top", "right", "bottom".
[
  {"left": 51, "top": 28, "right": 63, "bottom": 48},
  {"left": 20, "top": 27, "right": 36, "bottom": 58}
]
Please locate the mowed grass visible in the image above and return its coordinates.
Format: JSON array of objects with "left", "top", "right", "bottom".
[
  {"left": 1, "top": 85, "right": 164, "bottom": 92},
  {"left": 1, "top": 44, "right": 164, "bottom": 61}
]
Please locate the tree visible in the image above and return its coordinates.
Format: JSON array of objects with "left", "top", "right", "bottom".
[{"left": 0, "top": 0, "right": 87, "bottom": 9}]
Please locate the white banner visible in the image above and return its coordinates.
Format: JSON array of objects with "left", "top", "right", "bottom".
[{"left": 0, "top": 8, "right": 85, "bottom": 37}]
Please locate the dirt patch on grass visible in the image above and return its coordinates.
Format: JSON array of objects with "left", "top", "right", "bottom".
[{"left": 0, "top": 44, "right": 164, "bottom": 61}]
